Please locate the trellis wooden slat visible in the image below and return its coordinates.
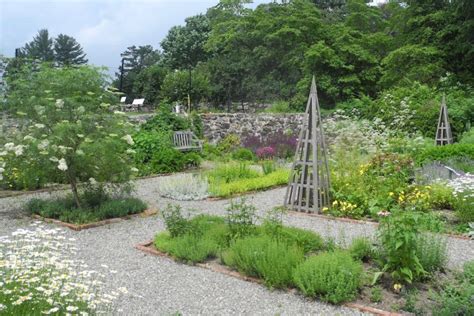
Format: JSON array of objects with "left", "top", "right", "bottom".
[
  {"left": 284, "top": 76, "right": 331, "bottom": 213},
  {"left": 435, "top": 94, "right": 453, "bottom": 146},
  {"left": 172, "top": 131, "right": 203, "bottom": 151}
]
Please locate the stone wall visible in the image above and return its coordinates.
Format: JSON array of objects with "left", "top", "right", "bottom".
[
  {"left": 1, "top": 112, "right": 306, "bottom": 145},
  {"left": 200, "top": 113, "right": 305, "bottom": 144}
]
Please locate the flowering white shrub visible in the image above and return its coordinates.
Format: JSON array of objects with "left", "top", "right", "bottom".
[
  {"left": 0, "top": 223, "right": 127, "bottom": 314},
  {"left": 158, "top": 173, "right": 209, "bottom": 200},
  {"left": 324, "top": 110, "right": 428, "bottom": 155},
  {"left": 0, "top": 65, "right": 137, "bottom": 204}
]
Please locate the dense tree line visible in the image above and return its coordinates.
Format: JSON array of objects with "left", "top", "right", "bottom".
[{"left": 115, "top": 0, "right": 473, "bottom": 110}]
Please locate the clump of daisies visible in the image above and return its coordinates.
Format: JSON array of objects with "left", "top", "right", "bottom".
[{"left": 0, "top": 223, "right": 127, "bottom": 315}]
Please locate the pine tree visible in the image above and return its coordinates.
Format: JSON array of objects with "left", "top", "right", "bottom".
[
  {"left": 23, "top": 29, "right": 54, "bottom": 62},
  {"left": 54, "top": 34, "right": 88, "bottom": 66}
]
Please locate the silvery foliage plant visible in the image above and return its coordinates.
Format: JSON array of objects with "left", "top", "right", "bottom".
[{"left": 158, "top": 173, "right": 209, "bottom": 201}]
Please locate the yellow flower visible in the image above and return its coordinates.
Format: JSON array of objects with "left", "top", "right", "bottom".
[
  {"left": 389, "top": 192, "right": 394, "bottom": 197},
  {"left": 393, "top": 283, "right": 402, "bottom": 292}
]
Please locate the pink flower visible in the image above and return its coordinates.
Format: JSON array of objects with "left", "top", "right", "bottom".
[{"left": 256, "top": 146, "right": 275, "bottom": 159}]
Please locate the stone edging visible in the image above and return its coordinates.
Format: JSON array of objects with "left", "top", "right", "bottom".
[
  {"left": 134, "top": 240, "right": 402, "bottom": 316},
  {"left": 289, "top": 211, "right": 472, "bottom": 241},
  {"left": 32, "top": 209, "right": 158, "bottom": 231}
]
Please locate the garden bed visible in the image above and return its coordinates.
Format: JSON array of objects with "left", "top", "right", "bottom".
[
  {"left": 33, "top": 209, "right": 157, "bottom": 231},
  {"left": 141, "top": 202, "right": 473, "bottom": 315},
  {"left": 135, "top": 240, "right": 400, "bottom": 316}
]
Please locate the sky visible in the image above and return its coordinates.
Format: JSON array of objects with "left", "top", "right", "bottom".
[
  {"left": 0, "top": 0, "right": 269, "bottom": 76},
  {"left": 1, "top": 0, "right": 385, "bottom": 77}
]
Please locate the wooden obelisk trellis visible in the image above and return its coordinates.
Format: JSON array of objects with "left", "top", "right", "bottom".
[
  {"left": 284, "top": 76, "right": 330, "bottom": 213},
  {"left": 435, "top": 94, "right": 453, "bottom": 146}
]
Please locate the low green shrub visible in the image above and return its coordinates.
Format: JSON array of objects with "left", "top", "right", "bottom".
[
  {"left": 414, "top": 144, "right": 474, "bottom": 166},
  {"left": 25, "top": 195, "right": 147, "bottom": 224},
  {"left": 209, "top": 168, "right": 289, "bottom": 197},
  {"left": 263, "top": 222, "right": 324, "bottom": 254},
  {"left": 232, "top": 148, "right": 255, "bottom": 161},
  {"left": 463, "top": 261, "right": 474, "bottom": 284},
  {"left": 217, "top": 134, "right": 241, "bottom": 153},
  {"left": 154, "top": 232, "right": 219, "bottom": 263},
  {"left": 428, "top": 183, "right": 455, "bottom": 210},
  {"left": 459, "top": 127, "right": 474, "bottom": 144},
  {"left": 222, "top": 235, "right": 304, "bottom": 288},
  {"left": 433, "top": 283, "right": 474, "bottom": 316},
  {"left": 264, "top": 100, "right": 291, "bottom": 113},
  {"left": 97, "top": 198, "right": 147, "bottom": 218},
  {"left": 161, "top": 204, "right": 190, "bottom": 237},
  {"left": 414, "top": 233, "right": 447, "bottom": 274},
  {"left": 293, "top": 251, "right": 363, "bottom": 304},
  {"left": 226, "top": 199, "right": 257, "bottom": 240},
  {"left": 370, "top": 286, "right": 383, "bottom": 303},
  {"left": 432, "top": 261, "right": 474, "bottom": 316},
  {"left": 349, "top": 237, "right": 373, "bottom": 262},
  {"left": 207, "top": 163, "right": 260, "bottom": 184}
]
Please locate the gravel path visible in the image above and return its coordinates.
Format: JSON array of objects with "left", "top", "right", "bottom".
[{"left": 1, "top": 174, "right": 473, "bottom": 315}]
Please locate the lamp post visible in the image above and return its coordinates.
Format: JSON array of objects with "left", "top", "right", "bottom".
[{"left": 119, "top": 57, "right": 125, "bottom": 92}]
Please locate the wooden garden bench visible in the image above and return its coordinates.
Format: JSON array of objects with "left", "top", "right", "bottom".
[{"left": 173, "top": 131, "right": 202, "bottom": 152}]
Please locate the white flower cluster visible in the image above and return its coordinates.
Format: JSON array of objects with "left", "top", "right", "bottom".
[
  {"left": 447, "top": 174, "right": 474, "bottom": 198},
  {"left": 2, "top": 142, "right": 25, "bottom": 157},
  {"left": 0, "top": 223, "right": 127, "bottom": 314},
  {"left": 158, "top": 173, "right": 209, "bottom": 201}
]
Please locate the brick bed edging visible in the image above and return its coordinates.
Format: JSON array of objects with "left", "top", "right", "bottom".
[
  {"left": 32, "top": 209, "right": 158, "bottom": 231},
  {"left": 288, "top": 211, "right": 472, "bottom": 241},
  {"left": 134, "top": 240, "right": 402, "bottom": 316}
]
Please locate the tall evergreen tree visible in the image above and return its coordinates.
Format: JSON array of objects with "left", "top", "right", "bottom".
[
  {"left": 23, "top": 29, "right": 54, "bottom": 62},
  {"left": 54, "top": 34, "right": 88, "bottom": 66}
]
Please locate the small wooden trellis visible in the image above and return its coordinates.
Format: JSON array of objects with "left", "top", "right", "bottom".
[
  {"left": 284, "top": 76, "right": 330, "bottom": 213},
  {"left": 435, "top": 94, "right": 453, "bottom": 146}
]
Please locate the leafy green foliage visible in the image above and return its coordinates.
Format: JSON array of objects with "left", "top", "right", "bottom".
[
  {"left": 25, "top": 195, "right": 147, "bottom": 225},
  {"left": 231, "top": 148, "right": 255, "bottom": 161},
  {"left": 132, "top": 108, "right": 201, "bottom": 175},
  {"left": 377, "top": 212, "right": 426, "bottom": 284},
  {"left": 262, "top": 222, "right": 324, "bottom": 254},
  {"left": 349, "top": 237, "right": 373, "bottom": 262},
  {"left": 222, "top": 235, "right": 304, "bottom": 289},
  {"left": 432, "top": 261, "right": 474, "bottom": 316},
  {"left": 206, "top": 163, "right": 259, "bottom": 184},
  {"left": 154, "top": 232, "right": 220, "bottom": 264},
  {"left": 414, "top": 144, "right": 474, "bottom": 166},
  {"left": 208, "top": 168, "right": 289, "bottom": 198},
  {"left": 225, "top": 199, "right": 257, "bottom": 240},
  {"left": 414, "top": 233, "right": 447, "bottom": 274},
  {"left": 459, "top": 128, "right": 474, "bottom": 144},
  {"left": 161, "top": 204, "right": 191, "bottom": 238},
  {"left": 293, "top": 251, "right": 363, "bottom": 304}
]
